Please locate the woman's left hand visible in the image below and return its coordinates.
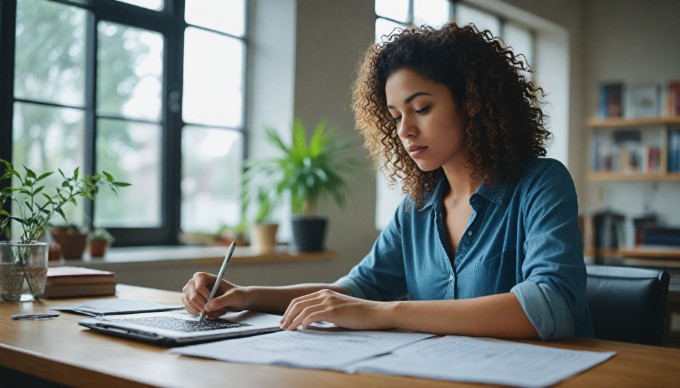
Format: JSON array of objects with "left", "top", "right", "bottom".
[{"left": 279, "top": 289, "right": 391, "bottom": 331}]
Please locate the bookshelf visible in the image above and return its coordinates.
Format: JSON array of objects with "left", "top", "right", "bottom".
[{"left": 587, "top": 116, "right": 680, "bottom": 181}]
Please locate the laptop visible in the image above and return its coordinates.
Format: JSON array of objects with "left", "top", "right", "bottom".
[{"left": 79, "top": 310, "right": 282, "bottom": 346}]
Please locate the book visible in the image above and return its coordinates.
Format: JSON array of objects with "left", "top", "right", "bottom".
[
  {"left": 43, "top": 282, "right": 116, "bottom": 299},
  {"left": 599, "top": 83, "right": 624, "bottom": 118},
  {"left": 668, "top": 80, "right": 680, "bottom": 116},
  {"left": 46, "top": 266, "right": 116, "bottom": 286},
  {"left": 627, "top": 83, "right": 660, "bottom": 118},
  {"left": 642, "top": 227, "right": 680, "bottom": 246},
  {"left": 44, "top": 266, "right": 116, "bottom": 298},
  {"left": 593, "top": 210, "right": 626, "bottom": 249}
]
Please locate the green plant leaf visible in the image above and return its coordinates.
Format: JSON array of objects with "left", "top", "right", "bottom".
[{"left": 35, "top": 171, "right": 53, "bottom": 182}]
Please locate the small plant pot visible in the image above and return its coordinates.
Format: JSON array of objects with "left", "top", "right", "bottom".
[
  {"left": 88, "top": 240, "right": 109, "bottom": 258},
  {"left": 291, "top": 216, "right": 327, "bottom": 252},
  {"left": 48, "top": 242, "right": 62, "bottom": 262},
  {"left": 50, "top": 230, "right": 87, "bottom": 259},
  {"left": 250, "top": 224, "right": 279, "bottom": 255}
]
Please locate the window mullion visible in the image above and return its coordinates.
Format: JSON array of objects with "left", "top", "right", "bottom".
[
  {"left": 160, "top": 0, "right": 185, "bottom": 245},
  {"left": 84, "top": 10, "right": 98, "bottom": 229},
  {"left": 0, "top": 0, "right": 17, "bottom": 217}
]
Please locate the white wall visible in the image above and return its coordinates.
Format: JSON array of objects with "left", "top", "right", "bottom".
[
  {"left": 581, "top": 0, "right": 680, "bottom": 228},
  {"left": 138, "top": 0, "right": 679, "bottom": 291},
  {"left": 292, "top": 0, "right": 379, "bottom": 280}
]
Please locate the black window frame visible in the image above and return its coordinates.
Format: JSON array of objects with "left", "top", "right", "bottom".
[{"left": 0, "top": 0, "right": 249, "bottom": 246}]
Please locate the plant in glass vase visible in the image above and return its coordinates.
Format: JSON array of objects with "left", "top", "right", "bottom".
[{"left": 0, "top": 159, "right": 128, "bottom": 301}]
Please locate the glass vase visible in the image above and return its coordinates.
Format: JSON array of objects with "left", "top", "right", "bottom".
[{"left": 0, "top": 242, "right": 48, "bottom": 302}]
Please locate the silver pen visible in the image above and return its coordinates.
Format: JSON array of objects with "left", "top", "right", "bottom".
[
  {"left": 199, "top": 241, "right": 236, "bottom": 322},
  {"left": 12, "top": 312, "right": 60, "bottom": 320}
]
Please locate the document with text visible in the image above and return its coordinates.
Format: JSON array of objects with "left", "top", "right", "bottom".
[
  {"left": 172, "top": 329, "right": 433, "bottom": 369},
  {"left": 347, "top": 336, "right": 616, "bottom": 387},
  {"left": 172, "top": 332, "right": 615, "bottom": 387}
]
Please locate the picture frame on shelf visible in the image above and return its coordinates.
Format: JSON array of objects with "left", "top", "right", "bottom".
[{"left": 627, "top": 83, "right": 660, "bottom": 118}]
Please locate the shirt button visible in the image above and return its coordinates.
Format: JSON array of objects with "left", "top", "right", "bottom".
[
  {"left": 467, "top": 231, "right": 473, "bottom": 236},
  {"left": 449, "top": 275, "right": 454, "bottom": 281}
]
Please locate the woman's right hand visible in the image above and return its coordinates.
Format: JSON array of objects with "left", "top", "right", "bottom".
[{"left": 182, "top": 272, "right": 250, "bottom": 319}]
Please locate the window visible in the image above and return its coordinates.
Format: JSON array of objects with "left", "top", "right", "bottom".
[
  {"left": 0, "top": 0, "right": 248, "bottom": 245},
  {"left": 373, "top": 0, "right": 536, "bottom": 229},
  {"left": 181, "top": 0, "right": 246, "bottom": 234}
]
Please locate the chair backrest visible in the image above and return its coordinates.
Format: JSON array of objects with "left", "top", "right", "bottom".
[{"left": 585, "top": 264, "right": 670, "bottom": 346}]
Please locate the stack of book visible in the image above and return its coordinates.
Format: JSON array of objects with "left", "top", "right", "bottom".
[
  {"left": 598, "top": 80, "right": 680, "bottom": 119},
  {"left": 44, "top": 266, "right": 116, "bottom": 298}
]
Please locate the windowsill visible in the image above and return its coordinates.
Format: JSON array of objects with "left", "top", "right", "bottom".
[{"left": 52, "top": 245, "right": 338, "bottom": 270}]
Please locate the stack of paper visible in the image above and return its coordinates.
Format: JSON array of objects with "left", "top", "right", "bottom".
[
  {"left": 172, "top": 331, "right": 615, "bottom": 387},
  {"left": 44, "top": 266, "right": 116, "bottom": 298}
]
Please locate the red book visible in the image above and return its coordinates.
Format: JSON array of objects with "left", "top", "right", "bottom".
[
  {"left": 46, "top": 266, "right": 116, "bottom": 286},
  {"left": 669, "top": 80, "right": 680, "bottom": 116}
]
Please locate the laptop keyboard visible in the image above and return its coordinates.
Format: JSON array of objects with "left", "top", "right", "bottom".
[{"left": 118, "top": 316, "right": 251, "bottom": 332}]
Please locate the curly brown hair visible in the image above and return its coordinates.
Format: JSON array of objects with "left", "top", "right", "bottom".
[{"left": 351, "top": 22, "right": 551, "bottom": 208}]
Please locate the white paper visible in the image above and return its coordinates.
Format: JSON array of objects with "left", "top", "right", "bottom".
[
  {"left": 348, "top": 336, "right": 615, "bottom": 387},
  {"left": 54, "top": 299, "right": 183, "bottom": 316},
  {"left": 172, "top": 329, "right": 432, "bottom": 369}
]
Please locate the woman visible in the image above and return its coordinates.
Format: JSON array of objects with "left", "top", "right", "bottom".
[{"left": 183, "top": 23, "right": 592, "bottom": 341}]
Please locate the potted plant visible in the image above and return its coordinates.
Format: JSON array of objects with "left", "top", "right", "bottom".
[
  {"left": 242, "top": 160, "right": 280, "bottom": 254},
  {"left": 49, "top": 223, "right": 88, "bottom": 260},
  {"left": 248, "top": 189, "right": 279, "bottom": 255},
  {"left": 0, "top": 159, "right": 128, "bottom": 301},
  {"left": 245, "top": 119, "right": 356, "bottom": 252},
  {"left": 88, "top": 227, "right": 114, "bottom": 257}
]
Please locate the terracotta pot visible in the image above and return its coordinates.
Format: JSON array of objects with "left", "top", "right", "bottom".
[
  {"left": 88, "top": 240, "right": 109, "bottom": 257},
  {"left": 50, "top": 230, "right": 87, "bottom": 259},
  {"left": 48, "top": 242, "right": 62, "bottom": 262}
]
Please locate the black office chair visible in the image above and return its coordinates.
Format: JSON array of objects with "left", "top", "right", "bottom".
[{"left": 585, "top": 264, "right": 670, "bottom": 346}]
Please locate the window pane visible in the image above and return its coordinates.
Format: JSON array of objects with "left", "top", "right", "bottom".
[
  {"left": 503, "top": 23, "right": 533, "bottom": 78},
  {"left": 12, "top": 102, "right": 86, "bottom": 226},
  {"left": 413, "top": 0, "right": 450, "bottom": 28},
  {"left": 115, "top": 0, "right": 164, "bottom": 11},
  {"left": 376, "top": 18, "right": 405, "bottom": 44},
  {"left": 185, "top": 0, "right": 245, "bottom": 37},
  {"left": 97, "top": 22, "right": 164, "bottom": 121},
  {"left": 95, "top": 119, "right": 161, "bottom": 227},
  {"left": 183, "top": 28, "right": 244, "bottom": 127},
  {"left": 455, "top": 4, "right": 500, "bottom": 38},
  {"left": 375, "top": 0, "right": 409, "bottom": 23},
  {"left": 14, "top": 0, "right": 86, "bottom": 106},
  {"left": 181, "top": 127, "right": 243, "bottom": 233}
]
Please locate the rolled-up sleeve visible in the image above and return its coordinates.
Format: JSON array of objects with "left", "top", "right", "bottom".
[
  {"left": 512, "top": 281, "right": 575, "bottom": 340},
  {"left": 511, "top": 161, "right": 590, "bottom": 340}
]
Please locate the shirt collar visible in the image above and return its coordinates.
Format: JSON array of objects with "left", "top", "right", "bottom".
[{"left": 421, "top": 173, "right": 508, "bottom": 210}]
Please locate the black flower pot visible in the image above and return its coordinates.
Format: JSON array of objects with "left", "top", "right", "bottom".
[{"left": 291, "top": 216, "right": 327, "bottom": 252}]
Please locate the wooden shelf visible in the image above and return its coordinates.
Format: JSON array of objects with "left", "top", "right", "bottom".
[
  {"left": 587, "top": 116, "right": 680, "bottom": 181},
  {"left": 587, "top": 116, "right": 680, "bottom": 128},
  {"left": 587, "top": 172, "right": 680, "bottom": 181},
  {"left": 618, "top": 246, "right": 680, "bottom": 260}
]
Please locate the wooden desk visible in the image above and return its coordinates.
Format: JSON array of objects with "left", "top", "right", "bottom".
[{"left": 1, "top": 286, "right": 679, "bottom": 387}]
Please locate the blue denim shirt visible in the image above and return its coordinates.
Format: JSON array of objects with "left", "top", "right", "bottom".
[{"left": 335, "top": 158, "right": 593, "bottom": 340}]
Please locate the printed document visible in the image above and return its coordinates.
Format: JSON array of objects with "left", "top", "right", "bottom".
[
  {"left": 172, "top": 332, "right": 615, "bottom": 387},
  {"left": 172, "top": 329, "right": 432, "bottom": 369},
  {"left": 347, "top": 336, "right": 616, "bottom": 387}
]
